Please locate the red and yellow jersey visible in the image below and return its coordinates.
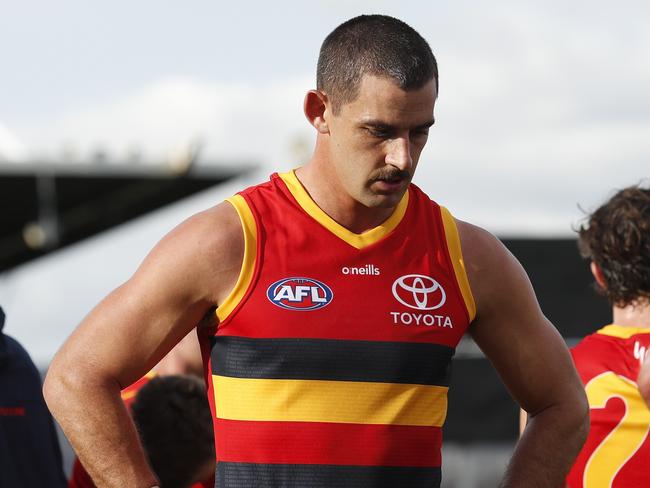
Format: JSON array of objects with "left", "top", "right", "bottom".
[
  {"left": 567, "top": 325, "right": 650, "bottom": 488},
  {"left": 200, "top": 171, "right": 476, "bottom": 487}
]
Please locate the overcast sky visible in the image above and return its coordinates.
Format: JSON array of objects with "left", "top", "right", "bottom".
[{"left": 1, "top": 0, "right": 649, "bottom": 364}]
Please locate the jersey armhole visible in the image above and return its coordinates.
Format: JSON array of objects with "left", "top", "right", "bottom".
[
  {"left": 440, "top": 206, "right": 477, "bottom": 323},
  {"left": 216, "top": 194, "right": 258, "bottom": 323}
]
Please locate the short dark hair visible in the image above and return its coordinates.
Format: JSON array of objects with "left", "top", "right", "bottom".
[
  {"left": 317, "top": 15, "right": 438, "bottom": 113},
  {"left": 577, "top": 184, "right": 650, "bottom": 307},
  {"left": 132, "top": 375, "right": 214, "bottom": 488}
]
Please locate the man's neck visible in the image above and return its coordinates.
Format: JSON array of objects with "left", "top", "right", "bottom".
[
  {"left": 295, "top": 162, "right": 397, "bottom": 234},
  {"left": 612, "top": 300, "right": 650, "bottom": 328}
]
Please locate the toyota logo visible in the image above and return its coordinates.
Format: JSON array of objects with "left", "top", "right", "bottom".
[{"left": 391, "top": 274, "right": 446, "bottom": 310}]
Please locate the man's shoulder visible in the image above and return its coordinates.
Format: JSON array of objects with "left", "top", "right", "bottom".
[
  {"left": 451, "top": 217, "right": 534, "bottom": 319},
  {"left": 173, "top": 200, "right": 243, "bottom": 248},
  {"left": 0, "top": 331, "right": 28, "bottom": 361},
  {"left": 453, "top": 218, "right": 505, "bottom": 268},
  {"left": 132, "top": 200, "right": 245, "bottom": 300},
  {"left": 571, "top": 331, "right": 609, "bottom": 356},
  {"left": 0, "top": 333, "right": 42, "bottom": 397},
  {"left": 570, "top": 329, "right": 640, "bottom": 383}
]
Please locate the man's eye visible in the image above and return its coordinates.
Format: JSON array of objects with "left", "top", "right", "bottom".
[{"left": 366, "top": 128, "right": 389, "bottom": 138}]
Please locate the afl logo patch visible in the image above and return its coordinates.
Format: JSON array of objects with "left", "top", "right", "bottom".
[{"left": 267, "top": 277, "right": 333, "bottom": 311}]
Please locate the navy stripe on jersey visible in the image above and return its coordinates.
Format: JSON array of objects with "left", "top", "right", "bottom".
[
  {"left": 211, "top": 336, "right": 454, "bottom": 386},
  {"left": 216, "top": 462, "right": 442, "bottom": 488}
]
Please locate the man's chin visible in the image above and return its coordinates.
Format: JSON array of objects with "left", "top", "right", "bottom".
[{"left": 364, "top": 189, "right": 406, "bottom": 209}]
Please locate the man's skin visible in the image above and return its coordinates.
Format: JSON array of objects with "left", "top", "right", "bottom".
[{"left": 44, "top": 74, "right": 588, "bottom": 487}]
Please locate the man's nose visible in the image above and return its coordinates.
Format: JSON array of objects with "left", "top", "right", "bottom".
[{"left": 385, "top": 136, "right": 413, "bottom": 171}]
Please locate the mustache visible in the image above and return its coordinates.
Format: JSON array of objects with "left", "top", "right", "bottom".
[{"left": 370, "top": 169, "right": 411, "bottom": 182}]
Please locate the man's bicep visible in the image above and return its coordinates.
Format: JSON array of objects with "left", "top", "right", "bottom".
[
  {"left": 54, "top": 203, "right": 242, "bottom": 388},
  {"left": 62, "top": 281, "right": 208, "bottom": 389},
  {"left": 472, "top": 311, "right": 576, "bottom": 415},
  {"left": 466, "top": 234, "right": 581, "bottom": 415}
]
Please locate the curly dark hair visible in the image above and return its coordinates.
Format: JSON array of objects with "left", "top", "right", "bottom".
[
  {"left": 132, "top": 375, "right": 214, "bottom": 488},
  {"left": 577, "top": 184, "right": 650, "bottom": 307}
]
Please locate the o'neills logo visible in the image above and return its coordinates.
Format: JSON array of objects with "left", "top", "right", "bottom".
[
  {"left": 341, "top": 264, "right": 380, "bottom": 276},
  {"left": 390, "top": 274, "right": 453, "bottom": 328},
  {"left": 267, "top": 277, "right": 333, "bottom": 311}
]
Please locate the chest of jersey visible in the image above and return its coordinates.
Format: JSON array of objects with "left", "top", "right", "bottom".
[
  {"left": 217, "top": 176, "right": 469, "bottom": 347},
  {"left": 203, "top": 173, "right": 473, "bottom": 487}
]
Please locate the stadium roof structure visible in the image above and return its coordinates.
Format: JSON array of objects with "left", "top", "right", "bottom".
[{"left": 0, "top": 160, "right": 253, "bottom": 272}]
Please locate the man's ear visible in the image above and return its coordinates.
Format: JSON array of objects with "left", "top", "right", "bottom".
[
  {"left": 591, "top": 262, "right": 607, "bottom": 289},
  {"left": 304, "top": 90, "right": 330, "bottom": 134}
]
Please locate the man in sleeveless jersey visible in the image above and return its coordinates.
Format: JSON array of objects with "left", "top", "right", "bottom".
[
  {"left": 44, "top": 15, "right": 588, "bottom": 488},
  {"left": 565, "top": 185, "right": 650, "bottom": 488}
]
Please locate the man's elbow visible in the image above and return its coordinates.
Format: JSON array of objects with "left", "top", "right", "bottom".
[
  {"left": 535, "top": 385, "right": 590, "bottom": 447},
  {"left": 43, "top": 359, "right": 77, "bottom": 418},
  {"left": 43, "top": 355, "right": 104, "bottom": 419}
]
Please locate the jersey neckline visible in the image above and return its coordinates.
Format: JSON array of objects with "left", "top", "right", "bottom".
[
  {"left": 277, "top": 169, "right": 409, "bottom": 250},
  {"left": 597, "top": 324, "right": 650, "bottom": 339}
]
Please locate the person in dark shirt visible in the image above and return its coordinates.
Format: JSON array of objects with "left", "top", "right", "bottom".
[{"left": 0, "top": 305, "right": 67, "bottom": 487}]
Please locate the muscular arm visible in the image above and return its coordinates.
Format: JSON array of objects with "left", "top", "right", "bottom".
[
  {"left": 457, "top": 220, "right": 589, "bottom": 488},
  {"left": 43, "top": 202, "right": 243, "bottom": 487}
]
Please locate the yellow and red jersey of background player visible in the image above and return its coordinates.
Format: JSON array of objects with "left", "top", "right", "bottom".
[{"left": 567, "top": 325, "right": 650, "bottom": 488}]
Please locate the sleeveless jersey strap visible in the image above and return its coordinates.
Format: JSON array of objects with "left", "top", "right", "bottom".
[
  {"left": 440, "top": 206, "right": 476, "bottom": 322},
  {"left": 217, "top": 194, "right": 258, "bottom": 323}
]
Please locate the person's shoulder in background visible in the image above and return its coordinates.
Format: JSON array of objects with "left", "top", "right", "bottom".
[{"left": 0, "top": 306, "right": 67, "bottom": 487}]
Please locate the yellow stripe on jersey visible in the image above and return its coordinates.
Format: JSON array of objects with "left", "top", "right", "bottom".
[
  {"left": 217, "top": 195, "right": 257, "bottom": 322},
  {"left": 278, "top": 170, "right": 409, "bottom": 250},
  {"left": 213, "top": 375, "right": 448, "bottom": 427},
  {"left": 440, "top": 207, "right": 476, "bottom": 322},
  {"left": 120, "top": 389, "right": 137, "bottom": 401},
  {"left": 597, "top": 324, "right": 650, "bottom": 339},
  {"left": 120, "top": 371, "right": 156, "bottom": 401}
]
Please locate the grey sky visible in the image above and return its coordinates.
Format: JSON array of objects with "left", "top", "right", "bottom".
[
  {"left": 1, "top": 0, "right": 649, "bottom": 363},
  {"left": 2, "top": 0, "right": 648, "bottom": 230}
]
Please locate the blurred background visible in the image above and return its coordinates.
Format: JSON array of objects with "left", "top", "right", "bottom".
[{"left": 1, "top": 1, "right": 648, "bottom": 486}]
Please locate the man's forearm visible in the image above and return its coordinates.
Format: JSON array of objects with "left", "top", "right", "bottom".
[
  {"left": 502, "top": 402, "right": 589, "bottom": 487},
  {"left": 44, "top": 370, "right": 159, "bottom": 487}
]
